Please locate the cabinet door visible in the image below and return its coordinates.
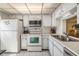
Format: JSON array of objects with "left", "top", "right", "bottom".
[
  {"left": 42, "top": 15, "right": 51, "bottom": 26},
  {"left": 54, "top": 40, "right": 64, "bottom": 52},
  {"left": 54, "top": 46, "right": 63, "bottom": 56},
  {"left": 62, "top": 3, "right": 77, "bottom": 13},
  {"left": 43, "top": 38, "right": 48, "bottom": 49},
  {"left": 23, "top": 15, "right": 29, "bottom": 27},
  {"left": 49, "top": 39, "right": 54, "bottom": 56},
  {"left": 42, "top": 35, "right": 49, "bottom": 49},
  {"left": 21, "top": 38, "right": 27, "bottom": 49}
]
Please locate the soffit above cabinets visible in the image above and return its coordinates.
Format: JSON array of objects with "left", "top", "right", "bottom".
[
  {"left": 0, "top": 3, "right": 60, "bottom": 15},
  {"left": 0, "top": 3, "right": 11, "bottom": 8},
  {"left": 43, "top": 3, "right": 59, "bottom": 9}
]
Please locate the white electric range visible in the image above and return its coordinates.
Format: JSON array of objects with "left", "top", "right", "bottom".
[{"left": 27, "top": 34, "right": 42, "bottom": 51}]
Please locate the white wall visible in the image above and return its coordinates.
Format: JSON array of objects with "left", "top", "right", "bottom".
[{"left": 77, "top": 4, "right": 79, "bottom": 24}]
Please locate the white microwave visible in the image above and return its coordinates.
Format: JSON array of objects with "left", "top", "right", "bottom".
[{"left": 29, "top": 20, "right": 41, "bottom": 27}]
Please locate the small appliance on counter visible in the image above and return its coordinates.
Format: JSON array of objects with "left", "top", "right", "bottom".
[
  {"left": 23, "top": 31, "right": 29, "bottom": 34},
  {"left": 24, "top": 27, "right": 29, "bottom": 34},
  {"left": 23, "top": 29, "right": 30, "bottom": 34},
  {"left": 51, "top": 27, "right": 56, "bottom": 34}
]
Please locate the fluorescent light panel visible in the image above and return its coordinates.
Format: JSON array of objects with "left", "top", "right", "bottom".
[
  {"left": 0, "top": 3, "right": 60, "bottom": 14},
  {"left": 27, "top": 3, "right": 42, "bottom": 9},
  {"left": 9, "top": 3, "right": 27, "bottom": 8}
]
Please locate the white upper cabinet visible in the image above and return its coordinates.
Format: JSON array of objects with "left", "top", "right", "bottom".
[
  {"left": 62, "top": 3, "right": 77, "bottom": 14},
  {"left": 51, "top": 4, "right": 62, "bottom": 27},
  {"left": 16, "top": 15, "right": 23, "bottom": 19},
  {"left": 61, "top": 3, "right": 77, "bottom": 19},
  {"left": 42, "top": 15, "right": 51, "bottom": 26},
  {"left": 42, "top": 34, "right": 49, "bottom": 49},
  {"left": 52, "top": 14, "right": 56, "bottom": 26},
  {"left": 23, "top": 15, "right": 29, "bottom": 27},
  {"left": 55, "top": 5, "right": 62, "bottom": 18},
  {"left": 52, "top": 3, "right": 77, "bottom": 23},
  {"left": 29, "top": 15, "right": 41, "bottom": 20}
]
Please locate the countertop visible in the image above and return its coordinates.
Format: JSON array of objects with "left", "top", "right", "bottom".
[
  {"left": 62, "top": 42, "right": 79, "bottom": 55},
  {"left": 51, "top": 35, "right": 79, "bottom": 56}
]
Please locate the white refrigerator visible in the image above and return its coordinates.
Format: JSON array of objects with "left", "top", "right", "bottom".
[{"left": 0, "top": 19, "right": 23, "bottom": 52}]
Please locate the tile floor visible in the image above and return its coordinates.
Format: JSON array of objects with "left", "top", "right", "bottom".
[{"left": 0, "top": 50, "right": 50, "bottom": 56}]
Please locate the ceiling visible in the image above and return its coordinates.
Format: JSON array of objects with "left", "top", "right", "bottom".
[{"left": 0, "top": 3, "right": 60, "bottom": 15}]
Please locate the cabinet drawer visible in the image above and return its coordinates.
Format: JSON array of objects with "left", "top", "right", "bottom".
[
  {"left": 54, "top": 46, "right": 63, "bottom": 56},
  {"left": 21, "top": 34, "right": 28, "bottom": 39},
  {"left": 49, "top": 40, "right": 54, "bottom": 56},
  {"left": 54, "top": 40, "right": 64, "bottom": 52},
  {"left": 42, "top": 35, "right": 49, "bottom": 39}
]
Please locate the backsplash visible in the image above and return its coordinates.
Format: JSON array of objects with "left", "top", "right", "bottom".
[{"left": 42, "top": 27, "right": 51, "bottom": 34}]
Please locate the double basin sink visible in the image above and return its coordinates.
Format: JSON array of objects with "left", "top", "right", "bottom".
[{"left": 53, "top": 35, "right": 79, "bottom": 42}]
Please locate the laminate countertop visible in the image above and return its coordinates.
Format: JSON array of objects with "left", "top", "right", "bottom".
[
  {"left": 51, "top": 35, "right": 79, "bottom": 56},
  {"left": 62, "top": 42, "right": 79, "bottom": 56}
]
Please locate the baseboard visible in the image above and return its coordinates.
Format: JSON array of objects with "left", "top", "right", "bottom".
[
  {"left": 21, "top": 49, "right": 49, "bottom": 51},
  {"left": 42, "top": 49, "right": 49, "bottom": 51},
  {"left": 21, "top": 49, "right": 27, "bottom": 51},
  {"left": 0, "top": 50, "right": 6, "bottom": 55}
]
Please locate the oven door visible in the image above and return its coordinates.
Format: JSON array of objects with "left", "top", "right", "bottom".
[{"left": 27, "top": 35, "right": 42, "bottom": 45}]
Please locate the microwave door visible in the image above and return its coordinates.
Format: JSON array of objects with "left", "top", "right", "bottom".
[{"left": 29, "top": 21, "right": 41, "bottom": 27}]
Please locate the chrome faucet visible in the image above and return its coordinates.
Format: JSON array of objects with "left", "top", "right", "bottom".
[{"left": 63, "top": 32, "right": 69, "bottom": 41}]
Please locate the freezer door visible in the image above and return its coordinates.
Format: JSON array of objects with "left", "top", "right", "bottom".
[{"left": 0, "top": 20, "right": 17, "bottom": 30}]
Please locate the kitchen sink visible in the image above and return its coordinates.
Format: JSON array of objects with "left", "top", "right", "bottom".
[
  {"left": 68, "top": 38, "right": 79, "bottom": 42},
  {"left": 53, "top": 35, "right": 79, "bottom": 42}
]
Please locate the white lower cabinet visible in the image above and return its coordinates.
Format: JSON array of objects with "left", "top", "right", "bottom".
[
  {"left": 49, "top": 39, "right": 54, "bottom": 56},
  {"left": 42, "top": 34, "right": 49, "bottom": 49},
  {"left": 21, "top": 38, "right": 27, "bottom": 49},
  {"left": 49, "top": 36, "right": 64, "bottom": 56},
  {"left": 21, "top": 34, "right": 28, "bottom": 49},
  {"left": 42, "top": 38, "right": 48, "bottom": 49},
  {"left": 54, "top": 46, "right": 63, "bottom": 56}
]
